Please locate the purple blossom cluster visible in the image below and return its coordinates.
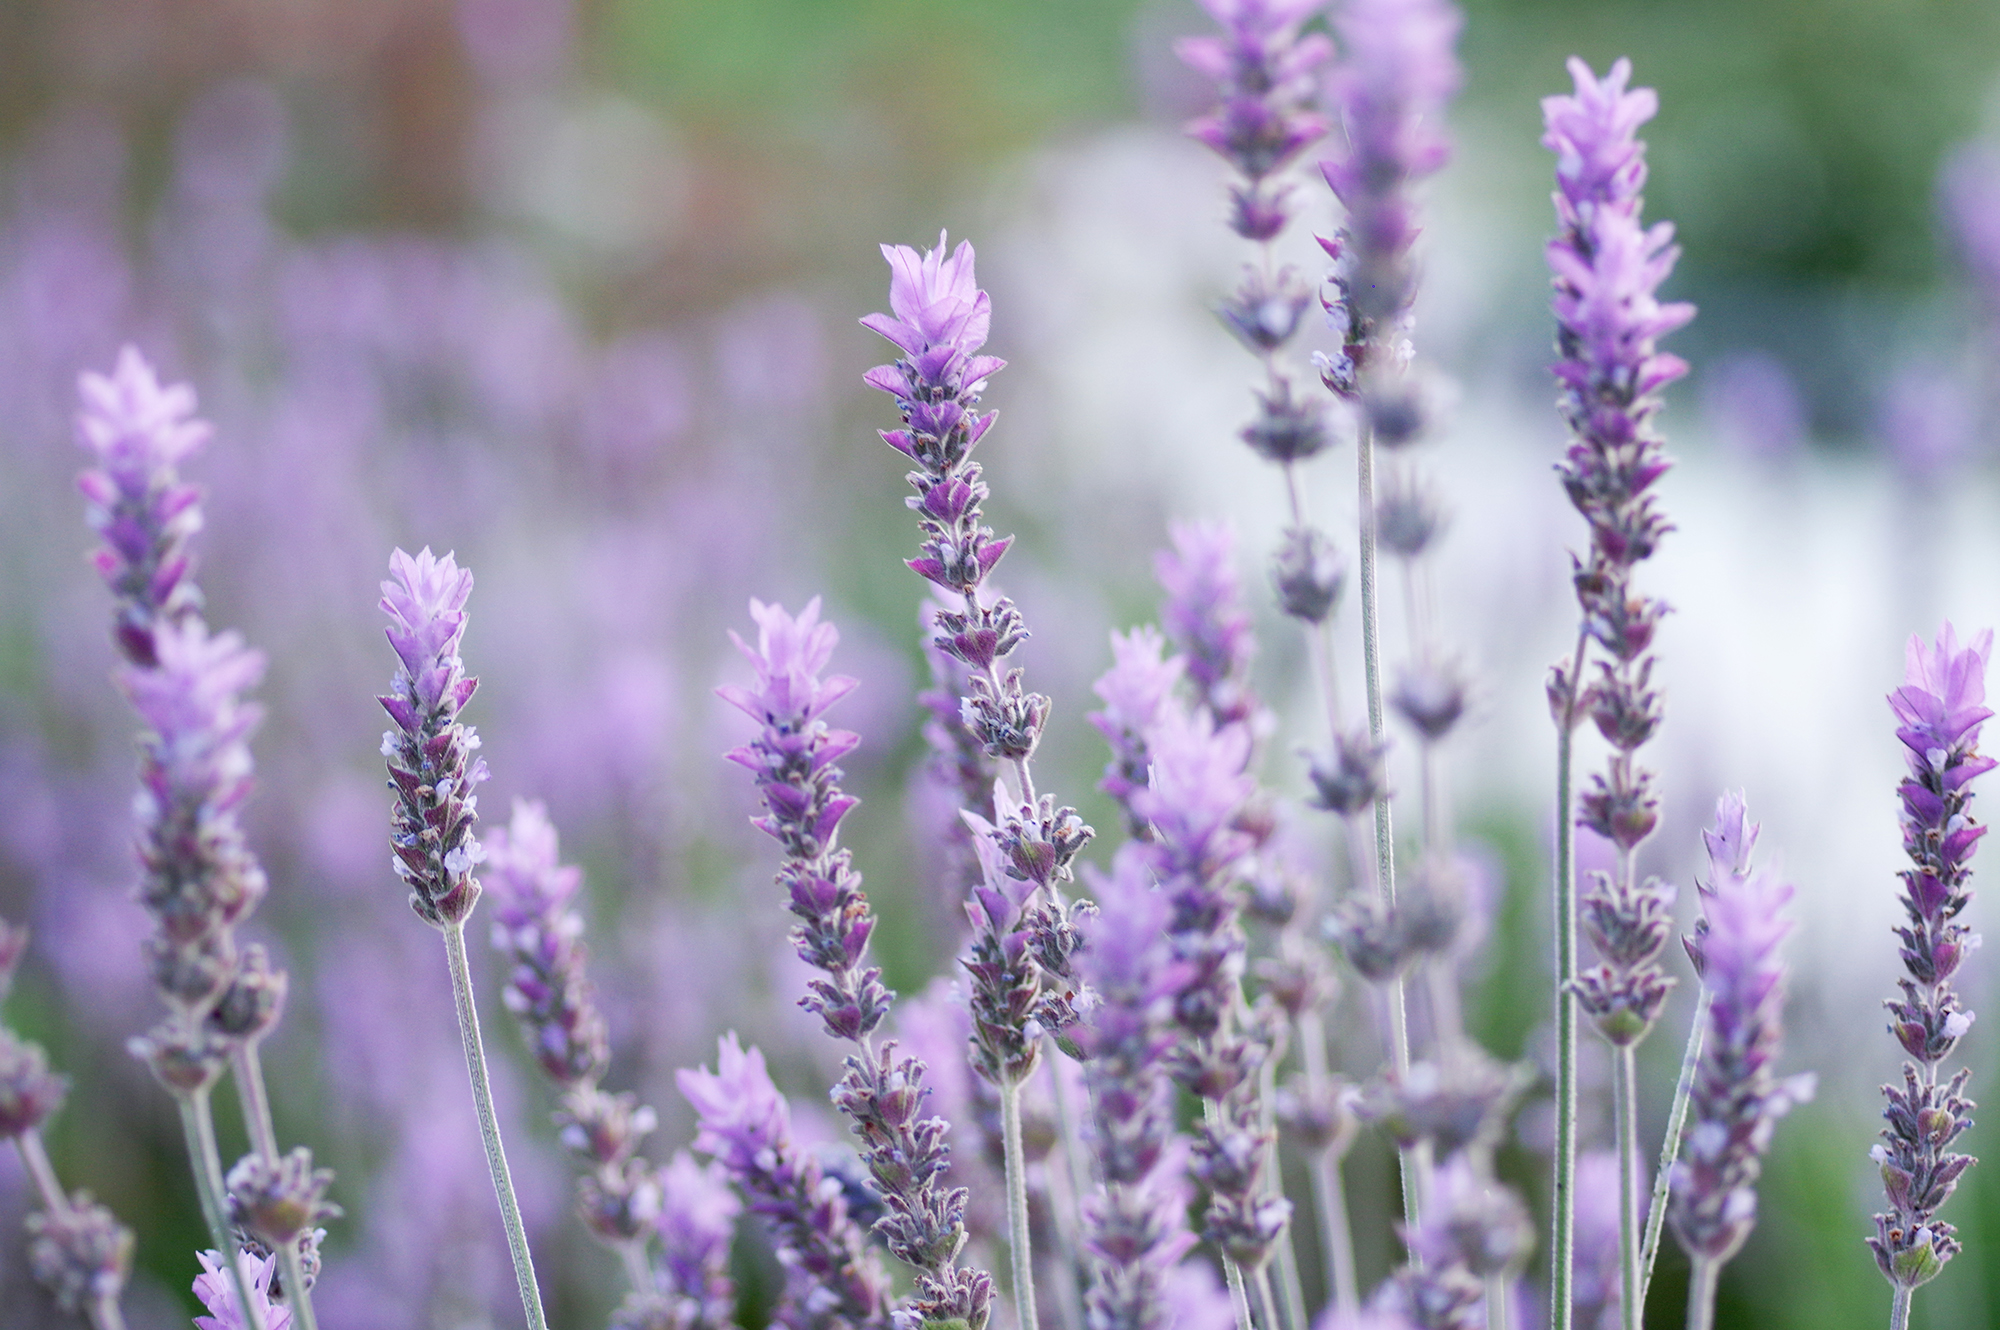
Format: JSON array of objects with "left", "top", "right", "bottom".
[
  {"left": 679, "top": 1036, "right": 891, "bottom": 1330},
  {"left": 721, "top": 597, "right": 991, "bottom": 1330},
  {"left": 1869, "top": 625, "right": 1992, "bottom": 1296},
  {"left": 379, "top": 547, "right": 490, "bottom": 930},
  {"left": 1669, "top": 795, "right": 1812, "bottom": 1270}
]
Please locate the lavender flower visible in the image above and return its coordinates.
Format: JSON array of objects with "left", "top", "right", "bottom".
[
  {"left": 678, "top": 1035, "right": 890, "bottom": 1330},
  {"left": 721, "top": 598, "right": 990, "bottom": 1330},
  {"left": 1177, "top": 0, "right": 1333, "bottom": 240},
  {"left": 75, "top": 345, "right": 211, "bottom": 668},
  {"left": 379, "top": 546, "right": 489, "bottom": 929},
  {"left": 1156, "top": 522, "right": 1259, "bottom": 732},
  {"left": 1073, "top": 848, "right": 1201, "bottom": 1330},
  {"left": 654, "top": 1151, "right": 742, "bottom": 1330},
  {"left": 194, "top": 1251, "right": 292, "bottom": 1330},
  {"left": 1668, "top": 795, "right": 1811, "bottom": 1276},
  {"left": 1316, "top": 0, "right": 1462, "bottom": 409},
  {"left": 485, "top": 800, "right": 669, "bottom": 1264},
  {"left": 1869, "top": 625, "right": 1993, "bottom": 1299},
  {"left": 1089, "top": 628, "right": 1186, "bottom": 837}
]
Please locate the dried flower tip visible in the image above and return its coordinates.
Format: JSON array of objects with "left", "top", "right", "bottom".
[
  {"left": 1271, "top": 526, "right": 1345, "bottom": 624},
  {"left": 227, "top": 1147, "right": 340, "bottom": 1249},
  {"left": 1577, "top": 763, "right": 1659, "bottom": 851},
  {"left": 1241, "top": 377, "right": 1333, "bottom": 464},
  {"left": 1391, "top": 660, "right": 1468, "bottom": 741},
  {"left": 1308, "top": 728, "right": 1390, "bottom": 817},
  {"left": 1376, "top": 473, "right": 1444, "bottom": 558},
  {"left": 1360, "top": 1053, "right": 1529, "bottom": 1160},
  {"left": 1219, "top": 268, "right": 1312, "bottom": 354},
  {"left": 206, "top": 944, "right": 288, "bottom": 1043},
  {"left": 129, "top": 1020, "right": 230, "bottom": 1096},
  {"left": 27, "top": 1194, "right": 133, "bottom": 1315},
  {"left": 1274, "top": 1074, "right": 1358, "bottom": 1155},
  {"left": 1569, "top": 962, "right": 1674, "bottom": 1046},
  {"left": 1327, "top": 893, "right": 1414, "bottom": 983},
  {"left": 0, "top": 1029, "right": 69, "bottom": 1138}
]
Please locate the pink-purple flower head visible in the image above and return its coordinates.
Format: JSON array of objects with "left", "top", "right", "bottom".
[
  {"left": 1134, "top": 700, "right": 1255, "bottom": 882},
  {"left": 193, "top": 1250, "right": 291, "bottom": 1330},
  {"left": 120, "top": 618, "right": 265, "bottom": 820},
  {"left": 676, "top": 1033, "right": 791, "bottom": 1178},
  {"left": 483, "top": 799, "right": 583, "bottom": 928},
  {"left": 861, "top": 233, "right": 1005, "bottom": 402},
  {"left": 718, "top": 597, "right": 861, "bottom": 737},
  {"left": 379, "top": 546, "right": 475, "bottom": 694},
  {"left": 1541, "top": 57, "right": 1658, "bottom": 233},
  {"left": 75, "top": 345, "right": 211, "bottom": 486},
  {"left": 1091, "top": 627, "right": 1185, "bottom": 739},
  {"left": 1891, "top": 622, "right": 1996, "bottom": 772},
  {"left": 1178, "top": 0, "right": 1333, "bottom": 187},
  {"left": 1322, "top": 0, "right": 1463, "bottom": 197},
  {"left": 1546, "top": 210, "right": 1696, "bottom": 413}
]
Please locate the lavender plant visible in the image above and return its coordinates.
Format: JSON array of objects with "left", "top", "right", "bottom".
[
  {"left": 484, "top": 798, "right": 714, "bottom": 1328},
  {"left": 1869, "top": 624, "right": 1991, "bottom": 1328},
  {"left": 376, "top": 545, "right": 548, "bottom": 1330},
  {"left": 1669, "top": 795, "right": 1813, "bottom": 1330},
  {"left": 0, "top": 919, "right": 133, "bottom": 1328},
  {"left": 76, "top": 347, "right": 328, "bottom": 1330},
  {"left": 719, "top": 595, "right": 993, "bottom": 1330},
  {"left": 1538, "top": 57, "right": 1694, "bottom": 1330},
  {"left": 862, "top": 234, "right": 1095, "bottom": 1330}
]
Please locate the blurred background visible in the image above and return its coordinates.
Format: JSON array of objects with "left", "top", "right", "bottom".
[{"left": 2, "top": 0, "right": 2000, "bottom": 1326}]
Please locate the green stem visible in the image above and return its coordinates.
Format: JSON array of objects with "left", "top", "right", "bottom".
[
  {"left": 1551, "top": 625, "right": 1588, "bottom": 1330},
  {"left": 1488, "top": 1273, "right": 1512, "bottom": 1330},
  {"left": 442, "top": 920, "right": 549, "bottom": 1330},
  {"left": 1259, "top": 1059, "right": 1305, "bottom": 1330},
  {"left": 1641, "top": 989, "right": 1709, "bottom": 1304},
  {"left": 1614, "top": 1045, "right": 1640, "bottom": 1330},
  {"left": 1687, "top": 1257, "right": 1720, "bottom": 1330},
  {"left": 1249, "top": 1264, "right": 1282, "bottom": 1330},
  {"left": 178, "top": 1093, "right": 265, "bottom": 1330},
  {"left": 1889, "top": 1283, "right": 1912, "bottom": 1330},
  {"left": 1001, "top": 1073, "right": 1041, "bottom": 1330}
]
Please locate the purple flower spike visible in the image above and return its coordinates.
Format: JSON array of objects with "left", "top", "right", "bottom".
[
  {"left": 1318, "top": 0, "right": 1463, "bottom": 342},
  {"left": 1156, "top": 521, "right": 1259, "bottom": 731},
  {"left": 1177, "top": 0, "right": 1333, "bottom": 239},
  {"left": 1074, "top": 847, "right": 1204, "bottom": 1330},
  {"left": 379, "top": 546, "right": 490, "bottom": 928},
  {"left": 1871, "top": 624, "right": 1993, "bottom": 1293},
  {"left": 75, "top": 346, "right": 213, "bottom": 669},
  {"left": 678, "top": 1036, "right": 890, "bottom": 1330},
  {"left": 654, "top": 1150, "right": 741, "bottom": 1330},
  {"left": 1669, "top": 794, "right": 1812, "bottom": 1270},
  {"left": 1541, "top": 58, "right": 1657, "bottom": 233},
  {"left": 1089, "top": 627, "right": 1187, "bottom": 834},
  {"left": 719, "top": 601, "right": 992, "bottom": 1330}
]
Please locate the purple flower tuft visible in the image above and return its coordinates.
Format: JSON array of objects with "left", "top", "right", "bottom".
[{"left": 194, "top": 1250, "right": 292, "bottom": 1330}]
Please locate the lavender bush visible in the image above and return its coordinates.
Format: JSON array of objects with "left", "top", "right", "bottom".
[{"left": 0, "top": 4, "right": 1992, "bottom": 1330}]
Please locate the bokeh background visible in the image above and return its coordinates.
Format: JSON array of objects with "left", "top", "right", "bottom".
[{"left": 3, "top": 0, "right": 2000, "bottom": 1326}]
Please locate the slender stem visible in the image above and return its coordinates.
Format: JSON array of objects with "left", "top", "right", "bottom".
[
  {"left": 1686, "top": 1257, "right": 1720, "bottom": 1330},
  {"left": 1487, "top": 1273, "right": 1512, "bottom": 1330},
  {"left": 16, "top": 1130, "right": 69, "bottom": 1217},
  {"left": 1001, "top": 1074, "right": 1041, "bottom": 1330},
  {"left": 276, "top": 1245, "right": 319, "bottom": 1330},
  {"left": 1614, "top": 1045, "right": 1641, "bottom": 1330},
  {"left": 230, "top": 1043, "right": 280, "bottom": 1163},
  {"left": 1551, "top": 625, "right": 1589, "bottom": 1330},
  {"left": 179, "top": 1093, "right": 265, "bottom": 1330},
  {"left": 1043, "top": 1056, "right": 1090, "bottom": 1330},
  {"left": 620, "top": 1239, "right": 654, "bottom": 1294},
  {"left": 1281, "top": 461, "right": 1345, "bottom": 746},
  {"left": 441, "top": 920, "right": 549, "bottom": 1330},
  {"left": 1641, "top": 989, "right": 1709, "bottom": 1303},
  {"left": 1356, "top": 422, "right": 1396, "bottom": 904},
  {"left": 1297, "top": 1011, "right": 1358, "bottom": 1319},
  {"left": 1250, "top": 1264, "right": 1282, "bottom": 1330},
  {"left": 1889, "top": 1284, "right": 1913, "bottom": 1330},
  {"left": 1260, "top": 1059, "right": 1306, "bottom": 1330}
]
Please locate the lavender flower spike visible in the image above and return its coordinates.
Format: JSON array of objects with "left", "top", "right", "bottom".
[
  {"left": 380, "top": 546, "right": 488, "bottom": 929},
  {"left": 377, "top": 547, "right": 547, "bottom": 1330},
  {"left": 1669, "top": 795, "right": 1812, "bottom": 1328},
  {"left": 1870, "top": 625, "right": 1993, "bottom": 1321},
  {"left": 679, "top": 1035, "right": 890, "bottom": 1330},
  {"left": 721, "top": 598, "right": 991, "bottom": 1330}
]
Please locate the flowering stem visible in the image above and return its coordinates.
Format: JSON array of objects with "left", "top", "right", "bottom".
[
  {"left": 1889, "top": 1285, "right": 1912, "bottom": 1330},
  {"left": 230, "top": 1044, "right": 280, "bottom": 1164},
  {"left": 1486, "top": 1274, "right": 1511, "bottom": 1330},
  {"left": 1614, "top": 1044, "right": 1641, "bottom": 1330},
  {"left": 1249, "top": 1263, "right": 1281, "bottom": 1330},
  {"left": 1297, "top": 1010, "right": 1358, "bottom": 1317},
  {"left": 1686, "top": 1257, "right": 1719, "bottom": 1330},
  {"left": 619, "top": 1241, "right": 653, "bottom": 1294},
  {"left": 442, "top": 920, "right": 549, "bottom": 1330},
  {"left": 1001, "top": 1073, "right": 1040, "bottom": 1330},
  {"left": 1641, "top": 988, "right": 1709, "bottom": 1303},
  {"left": 1260, "top": 1060, "right": 1306, "bottom": 1330},
  {"left": 1281, "top": 462, "right": 1345, "bottom": 742},
  {"left": 1551, "top": 623, "right": 1588, "bottom": 1330},
  {"left": 179, "top": 1093, "right": 265, "bottom": 1330},
  {"left": 1356, "top": 423, "right": 1396, "bottom": 899}
]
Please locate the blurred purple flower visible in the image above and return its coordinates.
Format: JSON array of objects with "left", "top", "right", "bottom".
[
  {"left": 1941, "top": 142, "right": 2000, "bottom": 312},
  {"left": 1871, "top": 624, "right": 1992, "bottom": 1292},
  {"left": 1088, "top": 627, "right": 1186, "bottom": 834},
  {"left": 484, "top": 799, "right": 608, "bottom": 1088},
  {"left": 1155, "top": 521, "right": 1257, "bottom": 731},
  {"left": 655, "top": 1150, "right": 741, "bottom": 1330},
  {"left": 1702, "top": 351, "right": 1807, "bottom": 465},
  {"left": 1878, "top": 361, "right": 1977, "bottom": 483}
]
